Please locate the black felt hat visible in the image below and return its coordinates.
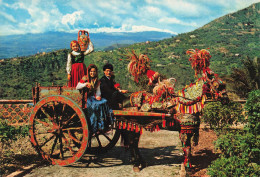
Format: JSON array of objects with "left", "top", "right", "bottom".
[{"left": 103, "top": 63, "right": 113, "bottom": 71}]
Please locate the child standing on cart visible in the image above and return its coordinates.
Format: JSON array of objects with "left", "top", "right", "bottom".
[{"left": 66, "top": 38, "right": 94, "bottom": 87}]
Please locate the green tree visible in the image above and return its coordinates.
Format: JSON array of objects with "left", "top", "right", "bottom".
[
  {"left": 202, "top": 102, "right": 244, "bottom": 131},
  {"left": 225, "top": 57, "right": 260, "bottom": 98}
]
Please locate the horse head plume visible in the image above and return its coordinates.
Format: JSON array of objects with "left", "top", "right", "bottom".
[{"left": 186, "top": 49, "right": 211, "bottom": 77}]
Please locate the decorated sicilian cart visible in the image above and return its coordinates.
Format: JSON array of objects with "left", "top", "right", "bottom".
[{"left": 28, "top": 83, "right": 174, "bottom": 167}]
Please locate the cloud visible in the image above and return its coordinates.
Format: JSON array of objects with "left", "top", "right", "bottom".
[
  {"left": 0, "top": 0, "right": 258, "bottom": 36},
  {"left": 61, "top": 11, "right": 84, "bottom": 26},
  {"left": 145, "top": 6, "right": 162, "bottom": 15},
  {"left": 1, "top": 0, "right": 66, "bottom": 33},
  {"left": 158, "top": 17, "right": 198, "bottom": 27},
  {"left": 164, "top": 0, "right": 203, "bottom": 17},
  {"left": 134, "top": 5, "right": 165, "bottom": 20},
  {"left": 131, "top": 25, "right": 176, "bottom": 34},
  {"left": 211, "top": 0, "right": 259, "bottom": 8},
  {"left": 65, "top": 0, "right": 131, "bottom": 29},
  {"left": 208, "top": 0, "right": 260, "bottom": 13},
  {"left": 0, "top": 24, "right": 26, "bottom": 35},
  {"left": 145, "top": 0, "right": 205, "bottom": 17},
  {"left": 93, "top": 22, "right": 99, "bottom": 27},
  {"left": 88, "top": 24, "right": 177, "bottom": 34},
  {"left": 96, "top": 0, "right": 132, "bottom": 14},
  {"left": 0, "top": 11, "right": 16, "bottom": 23}
]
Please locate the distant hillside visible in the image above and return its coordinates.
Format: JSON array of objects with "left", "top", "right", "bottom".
[
  {"left": 147, "top": 2, "right": 259, "bottom": 77},
  {"left": 0, "top": 31, "right": 173, "bottom": 59},
  {"left": 103, "top": 44, "right": 131, "bottom": 51},
  {"left": 0, "top": 3, "right": 259, "bottom": 99}
]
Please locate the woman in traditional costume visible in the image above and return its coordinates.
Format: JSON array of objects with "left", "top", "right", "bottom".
[
  {"left": 66, "top": 40, "right": 94, "bottom": 87},
  {"left": 76, "top": 64, "right": 113, "bottom": 133}
]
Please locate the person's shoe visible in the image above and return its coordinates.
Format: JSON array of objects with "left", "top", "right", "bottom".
[{"left": 133, "top": 165, "right": 141, "bottom": 172}]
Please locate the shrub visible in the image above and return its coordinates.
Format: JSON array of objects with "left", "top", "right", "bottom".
[
  {"left": 214, "top": 131, "right": 259, "bottom": 162},
  {"left": 244, "top": 90, "right": 260, "bottom": 135},
  {"left": 208, "top": 156, "right": 259, "bottom": 177},
  {"left": 202, "top": 101, "right": 244, "bottom": 130},
  {"left": 208, "top": 90, "right": 260, "bottom": 176},
  {"left": 0, "top": 120, "right": 29, "bottom": 144}
]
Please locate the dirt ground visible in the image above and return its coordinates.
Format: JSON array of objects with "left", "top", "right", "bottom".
[
  {"left": 190, "top": 127, "right": 219, "bottom": 176},
  {"left": 3, "top": 126, "right": 218, "bottom": 177}
]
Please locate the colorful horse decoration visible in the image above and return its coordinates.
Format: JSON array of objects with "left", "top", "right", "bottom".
[
  {"left": 126, "top": 50, "right": 160, "bottom": 86},
  {"left": 117, "top": 49, "right": 229, "bottom": 171}
]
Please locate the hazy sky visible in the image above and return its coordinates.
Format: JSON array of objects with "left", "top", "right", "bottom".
[{"left": 0, "top": 0, "right": 259, "bottom": 36}]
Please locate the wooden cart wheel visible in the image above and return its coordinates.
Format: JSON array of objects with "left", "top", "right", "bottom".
[
  {"left": 29, "top": 95, "right": 89, "bottom": 166},
  {"left": 88, "top": 129, "right": 120, "bottom": 154}
]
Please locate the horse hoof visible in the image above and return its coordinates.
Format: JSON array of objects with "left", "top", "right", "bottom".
[
  {"left": 133, "top": 165, "right": 141, "bottom": 172},
  {"left": 141, "top": 161, "right": 148, "bottom": 168}
]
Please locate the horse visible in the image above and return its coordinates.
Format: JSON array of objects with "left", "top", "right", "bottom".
[{"left": 116, "top": 73, "right": 229, "bottom": 172}]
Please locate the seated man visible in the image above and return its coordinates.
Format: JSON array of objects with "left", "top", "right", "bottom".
[{"left": 100, "top": 63, "right": 128, "bottom": 109}]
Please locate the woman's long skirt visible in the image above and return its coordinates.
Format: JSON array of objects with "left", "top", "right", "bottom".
[
  {"left": 86, "top": 96, "right": 114, "bottom": 133},
  {"left": 68, "top": 63, "right": 87, "bottom": 87}
]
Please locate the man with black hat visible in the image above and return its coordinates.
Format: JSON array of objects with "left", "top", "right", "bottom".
[{"left": 100, "top": 63, "right": 128, "bottom": 109}]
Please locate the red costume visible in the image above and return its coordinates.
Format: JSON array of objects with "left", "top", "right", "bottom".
[{"left": 67, "top": 40, "right": 94, "bottom": 87}]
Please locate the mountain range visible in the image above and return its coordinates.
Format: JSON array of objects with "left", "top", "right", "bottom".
[
  {"left": 0, "top": 31, "right": 174, "bottom": 59},
  {"left": 0, "top": 2, "right": 259, "bottom": 99}
]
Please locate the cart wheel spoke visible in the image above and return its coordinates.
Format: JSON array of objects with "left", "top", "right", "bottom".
[
  {"left": 39, "top": 134, "right": 55, "bottom": 148},
  {"left": 56, "top": 102, "right": 64, "bottom": 126},
  {"left": 40, "top": 107, "right": 55, "bottom": 124},
  {"left": 50, "top": 101, "right": 56, "bottom": 116},
  {"left": 100, "top": 131, "right": 112, "bottom": 142},
  {"left": 95, "top": 134, "right": 102, "bottom": 148},
  {"left": 66, "top": 130, "right": 82, "bottom": 144},
  {"left": 52, "top": 101, "right": 61, "bottom": 126},
  {"left": 52, "top": 101, "right": 58, "bottom": 124},
  {"left": 88, "top": 129, "right": 120, "bottom": 154},
  {"left": 62, "top": 127, "right": 83, "bottom": 131},
  {"left": 62, "top": 134, "right": 76, "bottom": 156},
  {"left": 61, "top": 113, "right": 77, "bottom": 128},
  {"left": 50, "top": 136, "right": 59, "bottom": 156},
  {"left": 88, "top": 138, "right": 92, "bottom": 149},
  {"left": 59, "top": 135, "right": 64, "bottom": 159},
  {"left": 60, "top": 104, "right": 67, "bottom": 122},
  {"left": 35, "top": 118, "right": 52, "bottom": 127}
]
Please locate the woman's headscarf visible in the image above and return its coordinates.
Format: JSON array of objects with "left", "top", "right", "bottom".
[{"left": 70, "top": 40, "right": 79, "bottom": 49}]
